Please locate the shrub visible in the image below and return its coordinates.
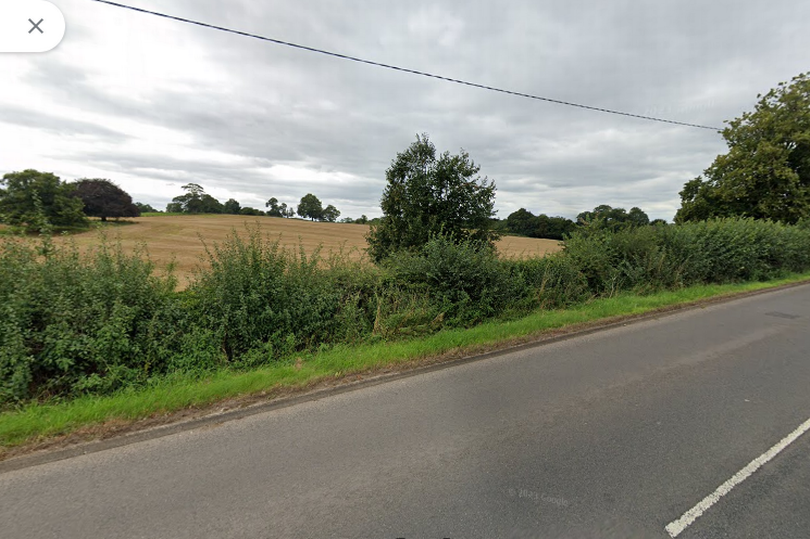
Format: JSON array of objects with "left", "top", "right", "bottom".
[
  {"left": 188, "top": 227, "right": 382, "bottom": 364},
  {"left": 4, "top": 218, "right": 810, "bottom": 407},
  {"left": 660, "top": 218, "right": 810, "bottom": 284},
  {"left": 0, "top": 234, "right": 178, "bottom": 405},
  {"left": 561, "top": 230, "right": 623, "bottom": 295},
  {"left": 564, "top": 218, "right": 810, "bottom": 297},
  {"left": 506, "top": 254, "right": 590, "bottom": 309},
  {"left": 385, "top": 235, "right": 521, "bottom": 324}
]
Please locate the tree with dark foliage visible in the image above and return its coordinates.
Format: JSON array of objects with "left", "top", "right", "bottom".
[
  {"left": 223, "top": 198, "right": 241, "bottom": 214},
  {"left": 73, "top": 179, "right": 140, "bottom": 222},
  {"left": 134, "top": 202, "right": 159, "bottom": 213},
  {"left": 367, "top": 134, "right": 498, "bottom": 262},
  {"left": 322, "top": 204, "right": 341, "bottom": 222},
  {"left": 297, "top": 193, "right": 324, "bottom": 220},
  {"left": 505, "top": 208, "right": 575, "bottom": 240},
  {"left": 577, "top": 205, "right": 649, "bottom": 231},
  {"left": 170, "top": 183, "right": 224, "bottom": 214}
]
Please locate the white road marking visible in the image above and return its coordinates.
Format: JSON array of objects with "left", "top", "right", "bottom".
[{"left": 665, "top": 416, "right": 810, "bottom": 538}]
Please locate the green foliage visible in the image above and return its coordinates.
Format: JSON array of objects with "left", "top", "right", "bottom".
[
  {"left": 505, "top": 208, "right": 576, "bottom": 239},
  {"left": 340, "top": 215, "right": 370, "bottom": 225},
  {"left": 506, "top": 254, "right": 590, "bottom": 309},
  {"left": 135, "top": 202, "right": 159, "bottom": 213},
  {"left": 677, "top": 73, "right": 810, "bottom": 224},
  {"left": 505, "top": 208, "right": 536, "bottom": 236},
  {"left": 170, "top": 183, "right": 224, "bottom": 214},
  {"left": 0, "top": 170, "right": 88, "bottom": 231},
  {"left": 265, "top": 197, "right": 293, "bottom": 218},
  {"left": 223, "top": 198, "right": 241, "bottom": 214},
  {"left": 367, "top": 134, "right": 499, "bottom": 262},
  {"left": 4, "top": 217, "right": 809, "bottom": 408},
  {"left": 73, "top": 179, "right": 139, "bottom": 222},
  {"left": 322, "top": 204, "right": 341, "bottom": 222},
  {"left": 0, "top": 234, "right": 178, "bottom": 404},
  {"left": 564, "top": 218, "right": 810, "bottom": 296},
  {"left": 297, "top": 193, "right": 324, "bottom": 221},
  {"left": 576, "top": 204, "right": 650, "bottom": 232},
  {"left": 385, "top": 235, "right": 518, "bottom": 324},
  {"left": 659, "top": 218, "right": 810, "bottom": 283},
  {"left": 188, "top": 228, "right": 379, "bottom": 364}
]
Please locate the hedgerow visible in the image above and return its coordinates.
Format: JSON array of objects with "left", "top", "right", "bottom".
[{"left": 2, "top": 217, "right": 809, "bottom": 407}]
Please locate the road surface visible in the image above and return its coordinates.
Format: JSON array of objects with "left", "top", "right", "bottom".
[{"left": 2, "top": 284, "right": 810, "bottom": 538}]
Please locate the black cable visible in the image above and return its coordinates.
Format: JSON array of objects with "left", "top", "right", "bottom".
[{"left": 90, "top": 0, "right": 722, "bottom": 131}]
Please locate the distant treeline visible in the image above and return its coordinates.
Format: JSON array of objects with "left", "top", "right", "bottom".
[
  {"left": 164, "top": 184, "right": 349, "bottom": 223},
  {"left": 0, "top": 172, "right": 374, "bottom": 230},
  {"left": 501, "top": 204, "right": 665, "bottom": 240}
]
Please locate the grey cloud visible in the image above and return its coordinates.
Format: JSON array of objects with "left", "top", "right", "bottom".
[
  {"left": 0, "top": 103, "right": 128, "bottom": 141},
  {"left": 8, "top": 0, "right": 810, "bottom": 222}
]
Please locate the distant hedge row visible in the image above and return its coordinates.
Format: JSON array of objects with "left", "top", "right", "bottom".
[{"left": 2, "top": 218, "right": 809, "bottom": 406}]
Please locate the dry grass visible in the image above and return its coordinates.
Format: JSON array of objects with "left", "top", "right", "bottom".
[{"left": 41, "top": 215, "right": 561, "bottom": 288}]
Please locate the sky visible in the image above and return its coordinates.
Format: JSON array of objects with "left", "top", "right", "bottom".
[{"left": 1, "top": 0, "right": 808, "bottom": 221}]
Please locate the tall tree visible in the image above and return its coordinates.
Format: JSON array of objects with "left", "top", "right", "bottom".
[
  {"left": 322, "top": 204, "right": 341, "bottom": 222},
  {"left": 366, "top": 134, "right": 498, "bottom": 262},
  {"left": 544, "top": 216, "right": 576, "bottom": 240},
  {"left": 223, "top": 198, "right": 241, "bottom": 214},
  {"left": 627, "top": 206, "right": 651, "bottom": 227},
  {"left": 73, "top": 179, "right": 140, "bottom": 222},
  {"left": 506, "top": 208, "right": 537, "bottom": 237},
  {"left": 265, "top": 197, "right": 290, "bottom": 218},
  {"left": 297, "top": 193, "right": 324, "bottom": 220},
  {"left": 676, "top": 72, "right": 810, "bottom": 224},
  {"left": 170, "top": 183, "right": 223, "bottom": 214},
  {"left": 0, "top": 169, "right": 88, "bottom": 230}
]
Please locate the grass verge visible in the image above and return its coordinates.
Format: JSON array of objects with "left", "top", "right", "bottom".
[{"left": 2, "top": 273, "right": 810, "bottom": 453}]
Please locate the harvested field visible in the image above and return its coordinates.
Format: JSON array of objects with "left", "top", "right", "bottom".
[{"left": 42, "top": 215, "right": 561, "bottom": 288}]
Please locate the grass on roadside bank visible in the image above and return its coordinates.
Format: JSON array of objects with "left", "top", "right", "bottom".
[{"left": 2, "top": 272, "right": 809, "bottom": 452}]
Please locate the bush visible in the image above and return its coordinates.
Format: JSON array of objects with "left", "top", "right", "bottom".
[
  {"left": 0, "top": 234, "right": 178, "bottom": 405},
  {"left": 659, "top": 218, "right": 810, "bottom": 284},
  {"left": 4, "top": 218, "right": 810, "bottom": 407},
  {"left": 506, "top": 254, "right": 591, "bottom": 309},
  {"left": 385, "top": 235, "right": 522, "bottom": 324},
  {"left": 564, "top": 218, "right": 810, "bottom": 297},
  {"left": 188, "top": 227, "right": 382, "bottom": 365}
]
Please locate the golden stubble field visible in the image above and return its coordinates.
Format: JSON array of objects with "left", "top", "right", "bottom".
[{"left": 45, "top": 215, "right": 562, "bottom": 288}]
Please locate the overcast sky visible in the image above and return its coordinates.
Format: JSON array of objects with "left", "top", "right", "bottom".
[{"left": 1, "top": 0, "right": 808, "bottom": 221}]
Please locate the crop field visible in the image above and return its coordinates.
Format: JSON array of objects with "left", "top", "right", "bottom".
[{"left": 39, "top": 215, "right": 562, "bottom": 288}]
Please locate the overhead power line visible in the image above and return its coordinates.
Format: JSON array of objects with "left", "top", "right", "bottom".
[{"left": 91, "top": 0, "right": 722, "bottom": 131}]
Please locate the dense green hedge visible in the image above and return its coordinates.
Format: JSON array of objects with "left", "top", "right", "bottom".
[
  {"left": 564, "top": 218, "right": 810, "bottom": 294},
  {"left": 2, "top": 218, "right": 810, "bottom": 407}
]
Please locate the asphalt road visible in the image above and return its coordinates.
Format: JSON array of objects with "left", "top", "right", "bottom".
[{"left": 3, "top": 285, "right": 810, "bottom": 538}]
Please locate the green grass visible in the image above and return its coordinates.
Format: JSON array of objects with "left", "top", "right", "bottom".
[{"left": 2, "top": 273, "right": 809, "bottom": 450}]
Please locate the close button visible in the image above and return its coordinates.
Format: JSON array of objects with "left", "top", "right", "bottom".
[
  {"left": 29, "top": 18, "right": 45, "bottom": 35},
  {"left": 0, "top": 1, "right": 66, "bottom": 52}
]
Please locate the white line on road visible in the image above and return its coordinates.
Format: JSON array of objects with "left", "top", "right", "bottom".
[{"left": 665, "top": 416, "right": 810, "bottom": 538}]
